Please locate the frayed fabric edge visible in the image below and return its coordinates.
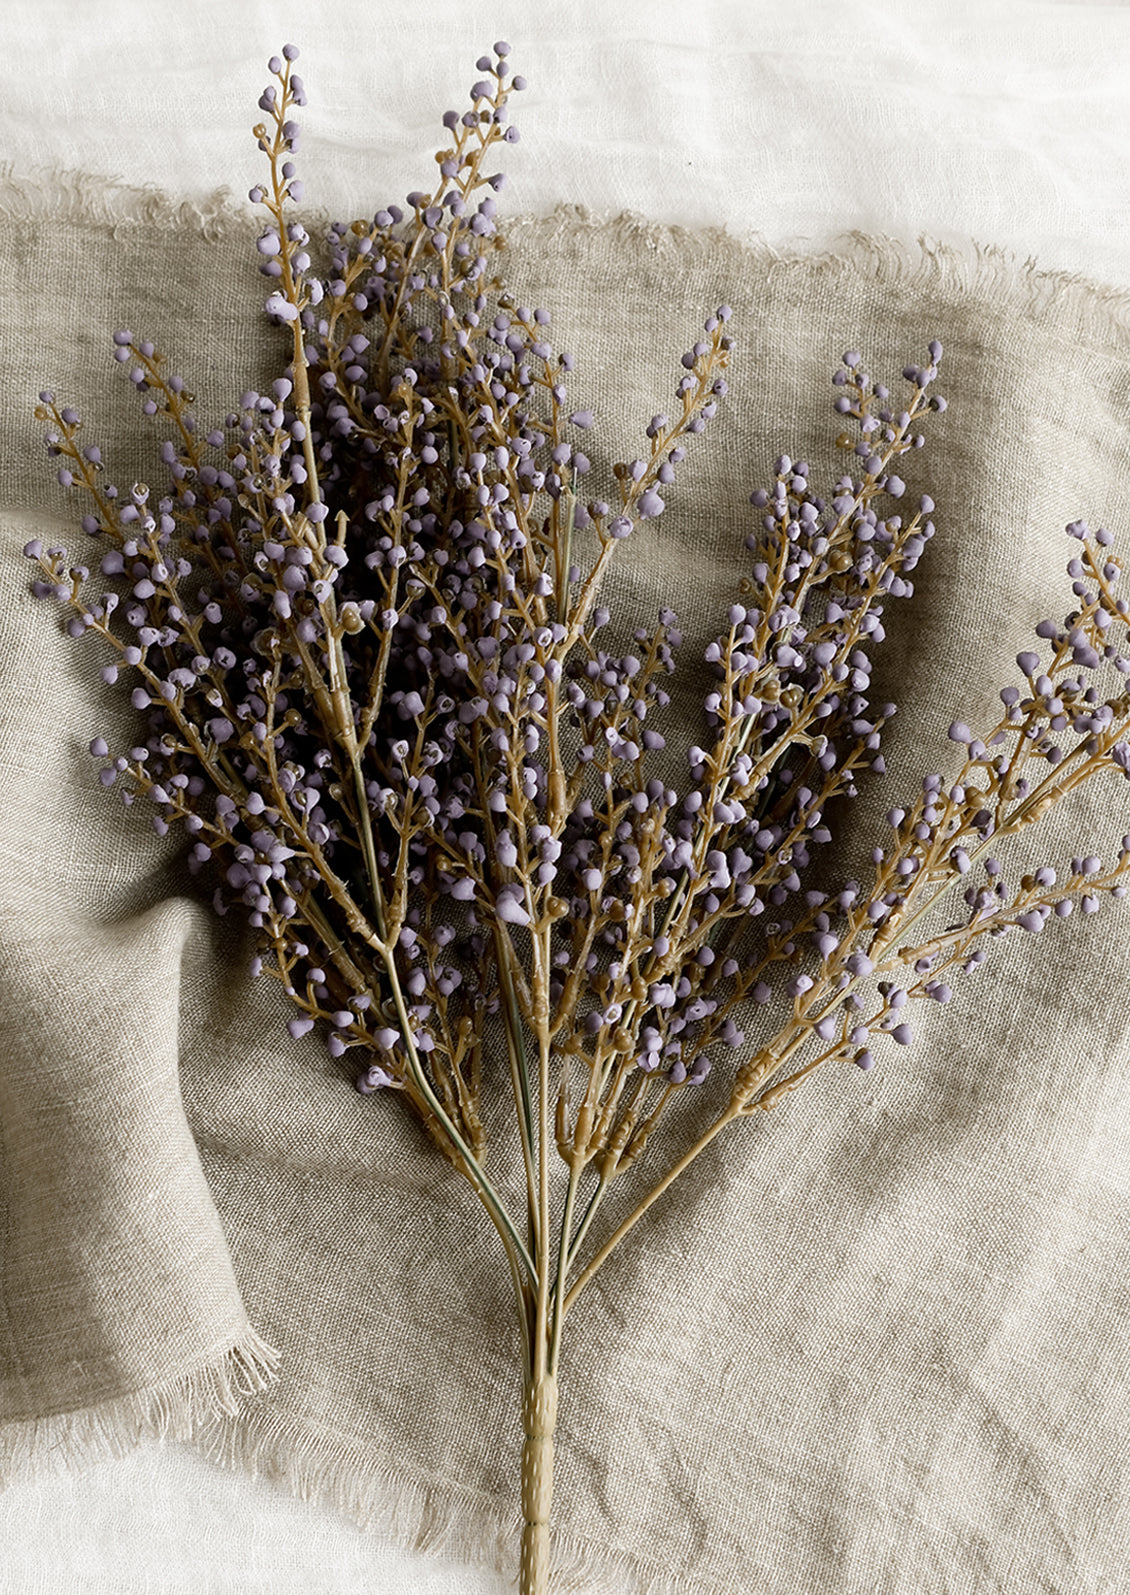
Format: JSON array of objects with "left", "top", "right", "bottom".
[
  {"left": 4, "top": 163, "right": 1130, "bottom": 358},
  {"left": 197, "top": 1403, "right": 724, "bottom": 1595},
  {"left": 0, "top": 163, "right": 248, "bottom": 244},
  {"left": 507, "top": 207, "right": 1130, "bottom": 358},
  {"left": 0, "top": 1325, "right": 280, "bottom": 1488}
]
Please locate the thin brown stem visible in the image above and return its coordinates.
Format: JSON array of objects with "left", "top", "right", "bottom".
[{"left": 562, "top": 1108, "right": 739, "bottom": 1316}]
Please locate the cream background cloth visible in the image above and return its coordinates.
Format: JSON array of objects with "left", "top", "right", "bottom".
[
  {"left": 3, "top": 3, "right": 1130, "bottom": 1593},
  {"left": 4, "top": 0, "right": 1130, "bottom": 289}
]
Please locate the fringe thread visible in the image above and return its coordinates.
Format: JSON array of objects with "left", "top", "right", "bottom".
[
  {"left": 199, "top": 1401, "right": 727, "bottom": 1595},
  {"left": 3, "top": 163, "right": 1130, "bottom": 358},
  {"left": 0, "top": 1327, "right": 280, "bottom": 1487}
]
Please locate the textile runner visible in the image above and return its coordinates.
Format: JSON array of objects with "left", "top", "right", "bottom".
[{"left": 2, "top": 177, "right": 1130, "bottom": 1593}]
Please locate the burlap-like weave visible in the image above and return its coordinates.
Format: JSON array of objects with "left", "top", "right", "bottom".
[{"left": 2, "top": 181, "right": 1130, "bottom": 1593}]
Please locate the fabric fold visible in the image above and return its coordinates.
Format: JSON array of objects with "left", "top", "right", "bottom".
[{"left": 0, "top": 900, "right": 282, "bottom": 1473}]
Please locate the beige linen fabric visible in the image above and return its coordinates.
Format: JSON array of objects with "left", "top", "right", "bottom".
[{"left": 2, "top": 185, "right": 1130, "bottom": 1593}]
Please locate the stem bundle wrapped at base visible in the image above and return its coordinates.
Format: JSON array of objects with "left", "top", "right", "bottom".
[{"left": 521, "top": 1373, "right": 558, "bottom": 1595}]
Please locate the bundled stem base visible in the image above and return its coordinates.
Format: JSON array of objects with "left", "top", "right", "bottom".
[{"left": 521, "top": 1372, "right": 558, "bottom": 1595}]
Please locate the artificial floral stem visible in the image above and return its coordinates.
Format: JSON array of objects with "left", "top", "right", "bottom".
[
  {"left": 507, "top": 1245, "right": 534, "bottom": 1389},
  {"left": 554, "top": 470, "right": 577, "bottom": 625},
  {"left": 517, "top": 990, "right": 560, "bottom": 1593},
  {"left": 519, "top": 1368, "right": 558, "bottom": 1595},
  {"left": 548, "top": 1163, "right": 582, "bottom": 1373},
  {"left": 273, "top": 164, "right": 392, "bottom": 945},
  {"left": 559, "top": 1173, "right": 608, "bottom": 1299},
  {"left": 380, "top": 944, "right": 537, "bottom": 1285},
  {"left": 291, "top": 340, "right": 321, "bottom": 496},
  {"left": 347, "top": 741, "right": 388, "bottom": 939},
  {"left": 868, "top": 722, "right": 1108, "bottom": 974},
  {"left": 496, "top": 927, "right": 539, "bottom": 1239},
  {"left": 265, "top": 54, "right": 320, "bottom": 503},
  {"left": 533, "top": 1006, "right": 554, "bottom": 1384},
  {"left": 562, "top": 1108, "right": 739, "bottom": 1315}
]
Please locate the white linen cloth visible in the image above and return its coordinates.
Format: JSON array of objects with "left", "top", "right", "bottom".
[
  {"left": 2, "top": 3, "right": 1129, "bottom": 1592},
  {"left": 3, "top": 0, "right": 1130, "bottom": 288}
]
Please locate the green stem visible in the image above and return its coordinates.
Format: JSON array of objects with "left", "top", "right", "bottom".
[
  {"left": 547, "top": 1164, "right": 581, "bottom": 1374},
  {"left": 381, "top": 946, "right": 536, "bottom": 1285},
  {"left": 562, "top": 1172, "right": 608, "bottom": 1283}
]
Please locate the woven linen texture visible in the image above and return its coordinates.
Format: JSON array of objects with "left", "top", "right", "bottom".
[{"left": 2, "top": 194, "right": 1130, "bottom": 1593}]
